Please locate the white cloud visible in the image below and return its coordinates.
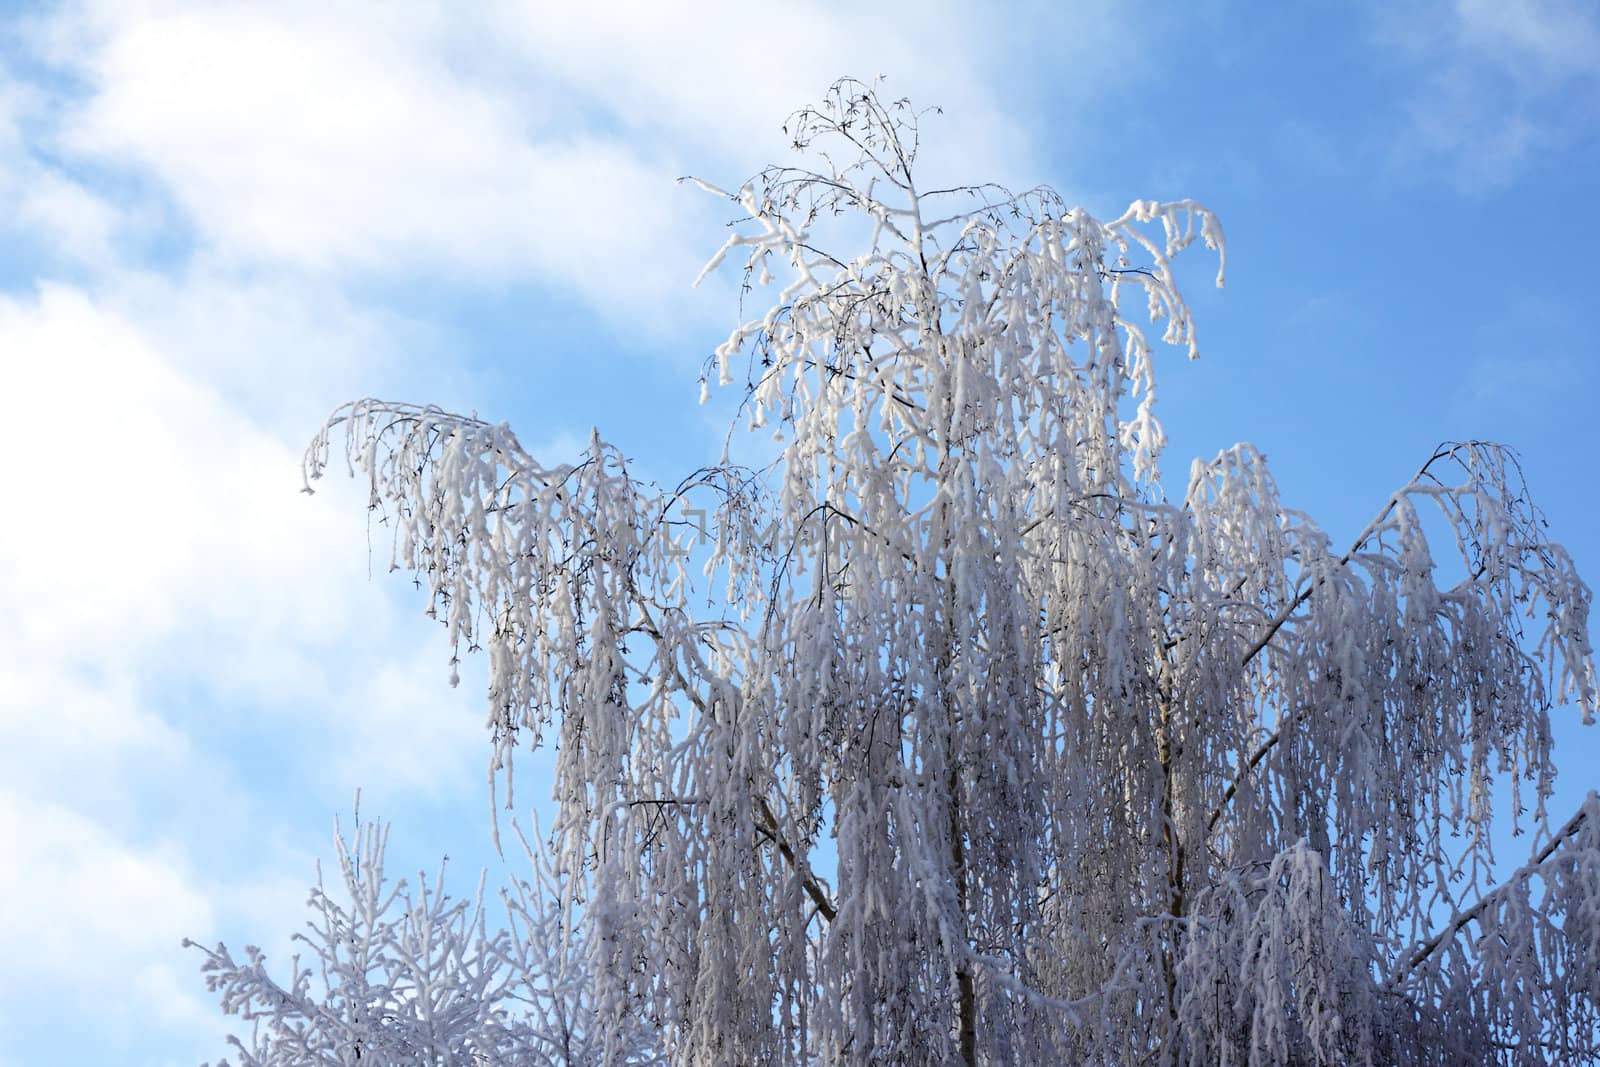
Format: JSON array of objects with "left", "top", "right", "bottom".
[
  {"left": 95, "top": 267, "right": 434, "bottom": 435},
  {"left": 29, "top": 1, "right": 1137, "bottom": 337},
  {"left": 0, "top": 782, "right": 361, "bottom": 1061},
  {"left": 14, "top": 169, "right": 121, "bottom": 267},
  {"left": 0, "top": 74, "right": 33, "bottom": 156},
  {"left": 0, "top": 789, "right": 214, "bottom": 1023},
  {"left": 0, "top": 277, "right": 487, "bottom": 1055},
  {"left": 0, "top": 72, "right": 125, "bottom": 273},
  {"left": 0, "top": 663, "right": 190, "bottom": 819},
  {"left": 39, "top": 2, "right": 722, "bottom": 330},
  {"left": 1, "top": 284, "right": 332, "bottom": 656},
  {"left": 0, "top": 282, "right": 483, "bottom": 784},
  {"left": 1373, "top": 0, "right": 1600, "bottom": 192},
  {"left": 1454, "top": 0, "right": 1600, "bottom": 78},
  {"left": 476, "top": 1, "right": 1041, "bottom": 187}
]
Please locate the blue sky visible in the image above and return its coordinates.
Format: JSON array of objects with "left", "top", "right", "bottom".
[{"left": 1, "top": 2, "right": 1597, "bottom": 1062}]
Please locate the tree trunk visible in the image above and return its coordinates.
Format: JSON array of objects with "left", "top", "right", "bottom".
[{"left": 949, "top": 761, "right": 977, "bottom": 1066}]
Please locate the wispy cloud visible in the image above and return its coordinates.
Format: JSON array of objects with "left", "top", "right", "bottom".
[
  {"left": 25, "top": 1, "right": 1062, "bottom": 340},
  {"left": 1454, "top": 0, "right": 1600, "bottom": 78},
  {"left": 46, "top": 5, "right": 701, "bottom": 313},
  {"left": 1453, "top": 290, "right": 1596, "bottom": 425},
  {"left": 0, "top": 74, "right": 124, "bottom": 273},
  {"left": 1373, "top": 0, "right": 1600, "bottom": 193},
  {"left": 0, "top": 790, "right": 215, "bottom": 1030}
]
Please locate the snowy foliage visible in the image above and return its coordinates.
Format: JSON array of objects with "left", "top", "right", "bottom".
[
  {"left": 293, "top": 81, "right": 1600, "bottom": 1064},
  {"left": 188, "top": 805, "right": 659, "bottom": 1065}
]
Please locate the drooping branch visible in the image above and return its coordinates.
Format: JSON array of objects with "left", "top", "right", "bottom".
[
  {"left": 1204, "top": 460, "right": 1432, "bottom": 837},
  {"left": 757, "top": 795, "right": 837, "bottom": 923},
  {"left": 1384, "top": 793, "right": 1598, "bottom": 990},
  {"left": 1236, "top": 447, "right": 1447, "bottom": 672},
  {"left": 1207, "top": 442, "right": 1594, "bottom": 836}
]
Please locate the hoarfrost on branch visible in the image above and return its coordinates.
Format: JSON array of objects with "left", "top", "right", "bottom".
[{"left": 272, "top": 80, "right": 1599, "bottom": 1064}]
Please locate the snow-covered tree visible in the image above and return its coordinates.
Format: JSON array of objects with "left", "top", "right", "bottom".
[
  {"left": 188, "top": 802, "right": 658, "bottom": 1065},
  {"left": 294, "top": 80, "right": 1599, "bottom": 1064}
]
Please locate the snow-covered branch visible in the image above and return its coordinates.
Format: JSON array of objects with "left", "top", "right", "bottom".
[{"left": 286, "top": 78, "right": 1598, "bottom": 1065}]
